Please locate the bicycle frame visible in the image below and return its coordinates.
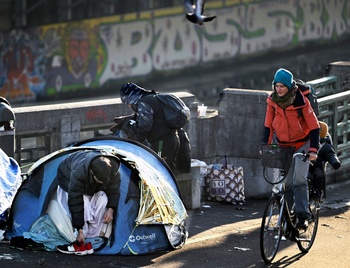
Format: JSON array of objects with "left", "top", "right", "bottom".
[
  {"left": 260, "top": 148, "right": 319, "bottom": 264},
  {"left": 273, "top": 184, "right": 298, "bottom": 240}
]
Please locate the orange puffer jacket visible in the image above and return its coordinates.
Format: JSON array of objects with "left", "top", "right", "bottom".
[{"left": 264, "top": 89, "right": 320, "bottom": 151}]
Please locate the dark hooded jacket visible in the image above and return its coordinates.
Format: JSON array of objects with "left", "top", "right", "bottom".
[
  {"left": 309, "top": 135, "right": 341, "bottom": 177},
  {"left": 308, "top": 134, "right": 341, "bottom": 193},
  {"left": 55, "top": 150, "right": 121, "bottom": 230},
  {"left": 120, "top": 83, "right": 176, "bottom": 142}
]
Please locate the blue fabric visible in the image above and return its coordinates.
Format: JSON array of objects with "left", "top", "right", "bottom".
[
  {"left": 78, "top": 139, "right": 179, "bottom": 193},
  {"left": 119, "top": 225, "right": 170, "bottom": 255},
  {"left": 0, "top": 148, "right": 22, "bottom": 222},
  {"left": 272, "top": 68, "right": 294, "bottom": 90},
  {"left": 120, "top": 82, "right": 146, "bottom": 104},
  {"left": 96, "top": 165, "right": 170, "bottom": 255},
  {"left": 4, "top": 189, "right": 39, "bottom": 239},
  {"left": 23, "top": 214, "right": 69, "bottom": 251}
]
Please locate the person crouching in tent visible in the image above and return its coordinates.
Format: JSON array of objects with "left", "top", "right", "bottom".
[{"left": 54, "top": 150, "right": 121, "bottom": 255}]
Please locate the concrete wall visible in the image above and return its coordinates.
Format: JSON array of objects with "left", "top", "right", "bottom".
[
  {"left": 326, "top": 62, "right": 350, "bottom": 93},
  {"left": 12, "top": 87, "right": 350, "bottom": 200},
  {"left": 216, "top": 89, "right": 272, "bottom": 198},
  {"left": 12, "top": 93, "right": 196, "bottom": 153},
  {"left": 9, "top": 62, "right": 350, "bottom": 201}
]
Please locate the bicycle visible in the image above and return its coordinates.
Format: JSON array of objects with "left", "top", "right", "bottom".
[{"left": 259, "top": 144, "right": 321, "bottom": 264}]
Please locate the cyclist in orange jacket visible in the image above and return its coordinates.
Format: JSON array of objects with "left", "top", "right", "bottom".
[{"left": 262, "top": 68, "right": 320, "bottom": 230}]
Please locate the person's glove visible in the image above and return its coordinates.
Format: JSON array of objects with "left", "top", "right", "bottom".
[
  {"left": 113, "top": 114, "right": 135, "bottom": 124},
  {"left": 113, "top": 116, "right": 126, "bottom": 124},
  {"left": 110, "top": 115, "right": 133, "bottom": 133}
]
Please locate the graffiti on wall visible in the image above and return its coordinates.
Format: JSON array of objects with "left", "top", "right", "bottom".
[
  {"left": 0, "top": 30, "right": 45, "bottom": 101},
  {"left": 43, "top": 21, "right": 99, "bottom": 96},
  {"left": 0, "top": 0, "right": 349, "bottom": 102}
]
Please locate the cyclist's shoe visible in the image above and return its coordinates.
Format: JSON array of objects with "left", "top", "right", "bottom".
[{"left": 296, "top": 217, "right": 308, "bottom": 231}]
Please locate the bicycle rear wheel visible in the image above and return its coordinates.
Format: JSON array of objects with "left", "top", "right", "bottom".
[
  {"left": 297, "top": 199, "right": 320, "bottom": 252},
  {"left": 260, "top": 195, "right": 283, "bottom": 264}
]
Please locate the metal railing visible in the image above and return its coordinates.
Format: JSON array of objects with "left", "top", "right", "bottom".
[
  {"left": 308, "top": 76, "right": 337, "bottom": 97},
  {"left": 318, "top": 91, "right": 350, "bottom": 165}
]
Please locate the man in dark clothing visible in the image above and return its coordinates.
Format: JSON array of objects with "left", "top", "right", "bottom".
[
  {"left": 55, "top": 150, "right": 121, "bottom": 246},
  {"left": 114, "top": 82, "right": 180, "bottom": 174}
]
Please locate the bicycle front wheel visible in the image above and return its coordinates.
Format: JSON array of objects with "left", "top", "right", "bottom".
[
  {"left": 260, "top": 195, "right": 283, "bottom": 264},
  {"left": 297, "top": 199, "right": 320, "bottom": 252}
]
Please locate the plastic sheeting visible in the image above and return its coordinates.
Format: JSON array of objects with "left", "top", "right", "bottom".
[
  {"left": 120, "top": 150, "right": 187, "bottom": 225},
  {"left": 0, "top": 148, "right": 22, "bottom": 221}
]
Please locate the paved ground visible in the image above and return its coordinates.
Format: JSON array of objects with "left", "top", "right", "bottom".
[{"left": 0, "top": 180, "right": 349, "bottom": 267}]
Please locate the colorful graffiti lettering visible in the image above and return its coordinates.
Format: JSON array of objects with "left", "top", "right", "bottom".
[{"left": 0, "top": 0, "right": 348, "bottom": 103}]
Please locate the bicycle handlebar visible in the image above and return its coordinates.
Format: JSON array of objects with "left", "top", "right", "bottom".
[
  {"left": 261, "top": 146, "right": 313, "bottom": 185},
  {"left": 293, "top": 151, "right": 313, "bottom": 165}
]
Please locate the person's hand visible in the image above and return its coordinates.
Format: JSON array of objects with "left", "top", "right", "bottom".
[
  {"left": 77, "top": 229, "right": 85, "bottom": 244},
  {"left": 110, "top": 116, "right": 128, "bottom": 132},
  {"left": 259, "top": 142, "right": 268, "bottom": 155},
  {"left": 103, "top": 208, "right": 114, "bottom": 224},
  {"left": 113, "top": 116, "right": 126, "bottom": 124},
  {"left": 308, "top": 152, "right": 318, "bottom": 161}
]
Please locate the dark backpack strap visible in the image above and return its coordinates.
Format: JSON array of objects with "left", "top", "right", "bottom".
[{"left": 297, "top": 108, "right": 303, "bottom": 118}]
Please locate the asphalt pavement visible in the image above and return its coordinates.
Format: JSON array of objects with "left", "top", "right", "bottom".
[
  {"left": 181, "top": 180, "right": 350, "bottom": 254},
  {"left": 0, "top": 180, "right": 349, "bottom": 267}
]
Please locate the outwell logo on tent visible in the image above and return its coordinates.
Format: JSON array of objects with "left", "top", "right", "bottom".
[{"left": 129, "top": 233, "right": 156, "bottom": 243}]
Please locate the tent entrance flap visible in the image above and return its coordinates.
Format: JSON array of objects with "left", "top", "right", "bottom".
[{"left": 118, "top": 152, "right": 188, "bottom": 226}]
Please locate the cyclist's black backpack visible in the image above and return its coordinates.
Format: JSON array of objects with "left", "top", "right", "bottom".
[
  {"left": 295, "top": 79, "right": 319, "bottom": 117},
  {"left": 156, "top": 93, "right": 190, "bottom": 129}
]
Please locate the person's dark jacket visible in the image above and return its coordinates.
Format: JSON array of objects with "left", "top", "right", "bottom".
[
  {"left": 55, "top": 150, "right": 120, "bottom": 230},
  {"left": 121, "top": 89, "right": 176, "bottom": 142},
  {"left": 119, "top": 82, "right": 180, "bottom": 174},
  {"left": 311, "top": 135, "right": 341, "bottom": 171},
  {"left": 309, "top": 134, "right": 341, "bottom": 192}
]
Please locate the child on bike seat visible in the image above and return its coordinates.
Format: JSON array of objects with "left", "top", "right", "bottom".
[{"left": 308, "top": 121, "right": 341, "bottom": 200}]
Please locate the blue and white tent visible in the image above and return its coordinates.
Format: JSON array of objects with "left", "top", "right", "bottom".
[{"left": 3, "top": 137, "right": 188, "bottom": 255}]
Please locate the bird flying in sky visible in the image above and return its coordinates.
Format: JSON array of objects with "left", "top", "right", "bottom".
[{"left": 183, "top": 0, "right": 216, "bottom": 25}]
